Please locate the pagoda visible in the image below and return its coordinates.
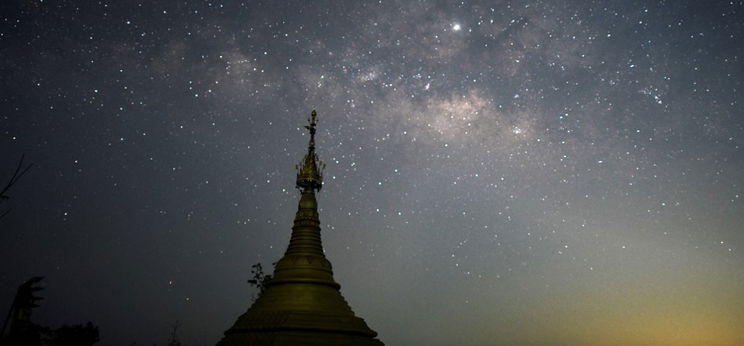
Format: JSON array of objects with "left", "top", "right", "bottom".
[{"left": 218, "top": 111, "right": 383, "bottom": 345}]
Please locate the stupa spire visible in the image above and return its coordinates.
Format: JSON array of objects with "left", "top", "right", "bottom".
[
  {"left": 296, "top": 110, "right": 324, "bottom": 192},
  {"left": 217, "top": 110, "right": 383, "bottom": 346}
]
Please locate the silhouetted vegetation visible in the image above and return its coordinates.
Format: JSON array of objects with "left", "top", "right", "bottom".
[
  {"left": 247, "top": 262, "right": 273, "bottom": 301},
  {"left": 45, "top": 322, "right": 99, "bottom": 346},
  {"left": 0, "top": 154, "right": 33, "bottom": 221},
  {"left": 1, "top": 277, "right": 99, "bottom": 346},
  {"left": 167, "top": 321, "right": 181, "bottom": 346}
]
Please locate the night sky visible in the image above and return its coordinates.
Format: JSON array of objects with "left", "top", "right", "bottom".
[{"left": 2, "top": 1, "right": 744, "bottom": 345}]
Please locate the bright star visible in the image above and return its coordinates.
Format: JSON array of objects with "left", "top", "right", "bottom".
[{"left": 452, "top": 23, "right": 461, "bottom": 31}]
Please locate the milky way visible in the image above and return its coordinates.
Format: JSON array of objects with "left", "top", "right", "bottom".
[{"left": 1, "top": 1, "right": 743, "bottom": 345}]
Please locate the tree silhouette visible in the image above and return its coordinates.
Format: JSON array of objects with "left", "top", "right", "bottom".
[
  {"left": 1, "top": 277, "right": 100, "bottom": 345},
  {"left": 167, "top": 320, "right": 181, "bottom": 346},
  {"left": 45, "top": 322, "right": 99, "bottom": 346},
  {"left": 1, "top": 276, "right": 45, "bottom": 344},
  {"left": 247, "top": 262, "right": 273, "bottom": 301},
  {"left": 0, "top": 154, "right": 33, "bottom": 221}
]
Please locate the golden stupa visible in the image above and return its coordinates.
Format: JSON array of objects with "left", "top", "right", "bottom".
[{"left": 217, "top": 111, "right": 383, "bottom": 345}]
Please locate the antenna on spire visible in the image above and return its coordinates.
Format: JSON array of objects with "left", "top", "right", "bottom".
[{"left": 305, "top": 110, "right": 318, "bottom": 152}]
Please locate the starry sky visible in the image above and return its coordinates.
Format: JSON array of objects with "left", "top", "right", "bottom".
[{"left": 1, "top": 0, "right": 743, "bottom": 345}]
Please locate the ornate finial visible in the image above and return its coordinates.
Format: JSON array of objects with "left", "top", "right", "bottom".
[
  {"left": 296, "top": 110, "right": 324, "bottom": 191},
  {"left": 306, "top": 110, "right": 318, "bottom": 151}
]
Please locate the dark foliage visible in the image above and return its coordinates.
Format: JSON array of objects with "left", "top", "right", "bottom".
[
  {"left": 0, "top": 155, "right": 33, "bottom": 221},
  {"left": 247, "top": 263, "right": 273, "bottom": 301},
  {"left": 45, "top": 322, "right": 100, "bottom": 346}
]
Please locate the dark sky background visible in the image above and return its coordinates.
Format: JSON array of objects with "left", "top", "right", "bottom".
[{"left": 2, "top": 0, "right": 743, "bottom": 345}]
